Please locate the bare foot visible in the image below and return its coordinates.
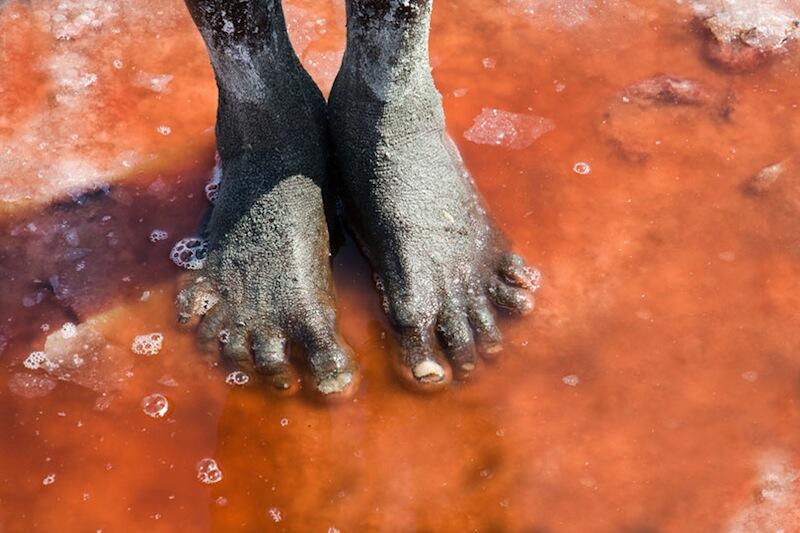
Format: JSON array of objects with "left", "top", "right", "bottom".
[
  {"left": 328, "top": 0, "right": 539, "bottom": 390},
  {"left": 177, "top": 0, "right": 357, "bottom": 398}
]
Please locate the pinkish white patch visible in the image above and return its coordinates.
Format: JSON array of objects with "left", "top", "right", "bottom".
[
  {"left": 8, "top": 372, "right": 57, "bottom": 398},
  {"left": 726, "top": 451, "right": 800, "bottom": 532},
  {"left": 464, "top": 108, "right": 554, "bottom": 150},
  {"left": 695, "top": 0, "right": 800, "bottom": 52},
  {"left": 132, "top": 333, "right": 163, "bottom": 356}
]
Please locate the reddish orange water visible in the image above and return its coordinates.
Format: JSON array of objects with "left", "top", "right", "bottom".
[{"left": 3, "top": 0, "right": 800, "bottom": 531}]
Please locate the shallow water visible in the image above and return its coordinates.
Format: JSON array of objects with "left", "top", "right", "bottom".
[{"left": 2, "top": 0, "right": 800, "bottom": 531}]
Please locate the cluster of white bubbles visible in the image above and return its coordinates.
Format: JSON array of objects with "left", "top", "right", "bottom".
[
  {"left": 141, "top": 393, "right": 169, "bottom": 419},
  {"left": 23, "top": 351, "right": 49, "bottom": 370},
  {"left": 131, "top": 333, "right": 164, "bottom": 356},
  {"left": 196, "top": 458, "right": 223, "bottom": 484},
  {"left": 170, "top": 237, "right": 209, "bottom": 270},
  {"left": 149, "top": 229, "right": 169, "bottom": 243},
  {"left": 61, "top": 322, "right": 77, "bottom": 339}
]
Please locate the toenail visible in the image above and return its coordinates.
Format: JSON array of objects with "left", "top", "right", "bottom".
[
  {"left": 485, "top": 344, "right": 503, "bottom": 354},
  {"left": 461, "top": 363, "right": 475, "bottom": 371},
  {"left": 413, "top": 361, "right": 445, "bottom": 382},
  {"left": 271, "top": 377, "right": 291, "bottom": 390},
  {"left": 317, "top": 372, "right": 353, "bottom": 395}
]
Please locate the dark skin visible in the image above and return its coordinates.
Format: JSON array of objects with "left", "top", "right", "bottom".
[{"left": 179, "top": 0, "right": 539, "bottom": 396}]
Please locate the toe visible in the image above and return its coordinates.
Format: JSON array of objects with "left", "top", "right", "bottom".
[
  {"left": 222, "top": 325, "right": 251, "bottom": 366},
  {"left": 196, "top": 305, "right": 227, "bottom": 351},
  {"left": 176, "top": 276, "right": 219, "bottom": 327},
  {"left": 395, "top": 327, "right": 452, "bottom": 391},
  {"left": 436, "top": 306, "right": 478, "bottom": 380},
  {"left": 487, "top": 275, "right": 535, "bottom": 315},
  {"left": 385, "top": 291, "right": 451, "bottom": 390},
  {"left": 252, "top": 332, "right": 297, "bottom": 392},
  {"left": 299, "top": 318, "right": 359, "bottom": 399},
  {"left": 467, "top": 294, "right": 503, "bottom": 357},
  {"left": 498, "top": 252, "right": 542, "bottom": 291}
]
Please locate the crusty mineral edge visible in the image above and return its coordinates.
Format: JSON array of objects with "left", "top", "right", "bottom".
[{"left": 0, "top": 139, "right": 214, "bottom": 221}]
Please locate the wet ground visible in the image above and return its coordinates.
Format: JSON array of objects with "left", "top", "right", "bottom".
[{"left": 2, "top": 0, "right": 800, "bottom": 531}]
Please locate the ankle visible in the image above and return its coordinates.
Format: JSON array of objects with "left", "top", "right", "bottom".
[{"left": 338, "top": 0, "right": 434, "bottom": 99}]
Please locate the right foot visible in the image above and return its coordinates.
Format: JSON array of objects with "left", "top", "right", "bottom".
[{"left": 177, "top": 0, "right": 357, "bottom": 398}]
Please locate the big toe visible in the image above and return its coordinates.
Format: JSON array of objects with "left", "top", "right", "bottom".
[
  {"left": 395, "top": 327, "right": 452, "bottom": 391},
  {"left": 302, "top": 324, "right": 360, "bottom": 399}
]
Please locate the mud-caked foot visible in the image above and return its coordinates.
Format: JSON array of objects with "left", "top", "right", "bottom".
[
  {"left": 328, "top": 0, "right": 540, "bottom": 390},
  {"left": 178, "top": 0, "right": 358, "bottom": 399}
]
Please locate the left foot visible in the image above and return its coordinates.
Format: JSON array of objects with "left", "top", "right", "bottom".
[{"left": 328, "top": 0, "right": 540, "bottom": 390}]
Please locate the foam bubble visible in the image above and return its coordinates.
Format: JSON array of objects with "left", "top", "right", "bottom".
[
  {"left": 149, "top": 229, "right": 168, "bottom": 242},
  {"left": 61, "top": 322, "right": 77, "bottom": 339},
  {"left": 196, "top": 458, "right": 223, "bottom": 484},
  {"left": 141, "top": 393, "right": 169, "bottom": 418},
  {"left": 23, "top": 351, "right": 48, "bottom": 370},
  {"left": 131, "top": 333, "right": 163, "bottom": 356},
  {"left": 225, "top": 371, "right": 250, "bottom": 386},
  {"left": 205, "top": 154, "right": 222, "bottom": 204},
  {"left": 562, "top": 374, "right": 580, "bottom": 386},
  {"left": 42, "top": 474, "right": 56, "bottom": 486},
  {"left": 170, "top": 237, "right": 209, "bottom": 270},
  {"left": 268, "top": 507, "right": 283, "bottom": 523},
  {"left": 573, "top": 161, "right": 592, "bottom": 175},
  {"left": 157, "top": 125, "right": 172, "bottom": 136}
]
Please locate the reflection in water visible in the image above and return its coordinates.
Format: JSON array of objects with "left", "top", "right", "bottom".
[{"left": 2, "top": 0, "right": 800, "bottom": 531}]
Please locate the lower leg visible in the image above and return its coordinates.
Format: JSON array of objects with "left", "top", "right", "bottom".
[{"left": 184, "top": 0, "right": 324, "bottom": 171}]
